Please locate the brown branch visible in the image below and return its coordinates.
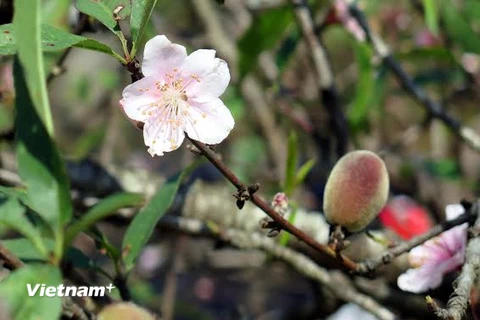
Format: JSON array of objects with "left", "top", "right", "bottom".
[
  {"left": 187, "top": 137, "right": 358, "bottom": 271},
  {"left": 344, "top": 0, "right": 480, "bottom": 154},
  {"left": 356, "top": 206, "right": 475, "bottom": 275},
  {"left": 428, "top": 201, "right": 480, "bottom": 320},
  {"left": 0, "top": 243, "right": 24, "bottom": 269}
]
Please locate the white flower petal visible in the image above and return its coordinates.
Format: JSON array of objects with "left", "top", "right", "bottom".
[
  {"left": 142, "top": 35, "right": 187, "bottom": 77},
  {"left": 184, "top": 99, "right": 234, "bottom": 145},
  {"left": 326, "top": 303, "right": 376, "bottom": 320},
  {"left": 445, "top": 204, "right": 465, "bottom": 221},
  {"left": 183, "top": 50, "right": 230, "bottom": 103},
  {"left": 397, "top": 265, "right": 444, "bottom": 293},
  {"left": 143, "top": 116, "right": 185, "bottom": 156},
  {"left": 121, "top": 76, "right": 161, "bottom": 122}
]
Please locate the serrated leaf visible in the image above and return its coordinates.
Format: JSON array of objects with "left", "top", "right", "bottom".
[
  {"left": 122, "top": 163, "right": 196, "bottom": 271},
  {"left": 14, "top": 59, "right": 72, "bottom": 250},
  {"left": 0, "top": 264, "right": 62, "bottom": 320},
  {"left": 65, "top": 192, "right": 144, "bottom": 247},
  {"left": 423, "top": 0, "right": 439, "bottom": 35},
  {"left": 442, "top": 0, "right": 480, "bottom": 54},
  {"left": 75, "top": 0, "right": 131, "bottom": 32},
  {"left": 0, "top": 195, "right": 47, "bottom": 258},
  {"left": 0, "top": 23, "right": 122, "bottom": 59},
  {"left": 238, "top": 6, "right": 294, "bottom": 78},
  {"left": 13, "top": 0, "right": 54, "bottom": 135},
  {"left": 284, "top": 131, "right": 298, "bottom": 196},
  {"left": 130, "top": 0, "right": 158, "bottom": 57}
]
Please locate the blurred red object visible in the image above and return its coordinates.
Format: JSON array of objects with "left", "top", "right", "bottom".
[{"left": 379, "top": 196, "right": 433, "bottom": 240}]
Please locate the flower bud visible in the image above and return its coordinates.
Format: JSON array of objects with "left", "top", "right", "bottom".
[
  {"left": 323, "top": 150, "right": 389, "bottom": 232},
  {"left": 98, "top": 303, "right": 155, "bottom": 320}
]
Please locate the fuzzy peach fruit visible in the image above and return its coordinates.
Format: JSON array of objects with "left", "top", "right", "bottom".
[{"left": 323, "top": 150, "right": 389, "bottom": 232}]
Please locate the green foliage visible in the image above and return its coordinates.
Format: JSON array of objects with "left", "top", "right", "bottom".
[
  {"left": 278, "top": 205, "right": 297, "bottom": 247},
  {"left": 238, "top": 6, "right": 294, "bottom": 78},
  {"left": 65, "top": 192, "right": 145, "bottom": 247},
  {"left": 0, "top": 24, "right": 123, "bottom": 60},
  {"left": 295, "top": 159, "right": 316, "bottom": 187},
  {"left": 75, "top": 0, "right": 131, "bottom": 32},
  {"left": 41, "top": 0, "right": 70, "bottom": 27},
  {"left": 422, "top": 0, "right": 439, "bottom": 35},
  {"left": 130, "top": 0, "right": 158, "bottom": 57},
  {"left": 0, "top": 195, "right": 47, "bottom": 258},
  {"left": 12, "top": 0, "right": 54, "bottom": 136},
  {"left": 348, "top": 42, "right": 374, "bottom": 130},
  {"left": 13, "top": 59, "right": 72, "bottom": 260},
  {"left": 442, "top": 0, "right": 480, "bottom": 54},
  {"left": 284, "top": 131, "right": 298, "bottom": 197},
  {"left": 0, "top": 264, "right": 62, "bottom": 320},
  {"left": 465, "top": 0, "right": 480, "bottom": 21},
  {"left": 424, "top": 159, "right": 461, "bottom": 180},
  {"left": 122, "top": 164, "right": 197, "bottom": 271}
]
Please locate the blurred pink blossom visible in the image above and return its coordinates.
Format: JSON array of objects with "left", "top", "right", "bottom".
[
  {"left": 397, "top": 204, "right": 467, "bottom": 293},
  {"left": 0, "top": 63, "right": 14, "bottom": 103},
  {"left": 333, "top": 0, "right": 366, "bottom": 42},
  {"left": 120, "top": 35, "right": 234, "bottom": 156},
  {"left": 272, "top": 192, "right": 289, "bottom": 216}
]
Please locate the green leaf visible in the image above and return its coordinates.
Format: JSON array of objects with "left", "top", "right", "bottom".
[
  {"left": 465, "top": 0, "right": 480, "bottom": 21},
  {"left": 238, "top": 6, "right": 294, "bottom": 78},
  {"left": 14, "top": 59, "right": 72, "bottom": 257},
  {"left": 423, "top": 0, "right": 439, "bottom": 35},
  {"left": 442, "top": 0, "right": 480, "bottom": 54},
  {"left": 130, "top": 0, "right": 158, "bottom": 57},
  {"left": 0, "top": 238, "right": 54, "bottom": 261},
  {"left": 13, "top": 0, "right": 54, "bottom": 135},
  {"left": 278, "top": 205, "right": 297, "bottom": 247},
  {"left": 0, "top": 23, "right": 124, "bottom": 60},
  {"left": 0, "top": 264, "right": 62, "bottom": 320},
  {"left": 75, "top": 0, "right": 131, "bottom": 32},
  {"left": 122, "top": 164, "right": 196, "bottom": 271},
  {"left": 295, "top": 159, "right": 316, "bottom": 186},
  {"left": 0, "top": 195, "right": 47, "bottom": 258},
  {"left": 65, "top": 192, "right": 145, "bottom": 247},
  {"left": 284, "top": 131, "right": 298, "bottom": 196},
  {"left": 423, "top": 159, "right": 461, "bottom": 180},
  {"left": 348, "top": 42, "right": 374, "bottom": 129},
  {"left": 0, "top": 25, "right": 16, "bottom": 55}
]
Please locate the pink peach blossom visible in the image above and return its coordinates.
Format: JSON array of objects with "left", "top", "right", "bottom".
[
  {"left": 120, "top": 35, "right": 234, "bottom": 156},
  {"left": 397, "top": 204, "right": 468, "bottom": 293},
  {"left": 334, "top": 0, "right": 366, "bottom": 42}
]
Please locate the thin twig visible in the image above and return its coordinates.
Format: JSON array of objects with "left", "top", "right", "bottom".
[
  {"left": 356, "top": 209, "right": 475, "bottom": 274},
  {"left": 428, "top": 201, "right": 480, "bottom": 320},
  {"left": 191, "top": 0, "right": 287, "bottom": 178},
  {"left": 187, "top": 138, "right": 358, "bottom": 271},
  {"left": 291, "top": 0, "right": 349, "bottom": 158},
  {"left": 160, "top": 215, "right": 396, "bottom": 320},
  {"left": 0, "top": 243, "right": 24, "bottom": 269},
  {"left": 344, "top": 0, "right": 480, "bottom": 153}
]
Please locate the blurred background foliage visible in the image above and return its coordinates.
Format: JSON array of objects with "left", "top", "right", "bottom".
[{"left": 1, "top": 0, "right": 480, "bottom": 319}]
